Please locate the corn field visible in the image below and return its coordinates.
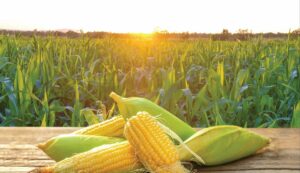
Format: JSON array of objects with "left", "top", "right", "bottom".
[{"left": 0, "top": 34, "right": 299, "bottom": 127}]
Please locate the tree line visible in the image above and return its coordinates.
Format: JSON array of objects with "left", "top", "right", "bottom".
[{"left": 0, "top": 29, "right": 299, "bottom": 40}]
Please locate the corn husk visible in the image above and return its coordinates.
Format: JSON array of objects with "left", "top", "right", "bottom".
[
  {"left": 178, "top": 125, "right": 270, "bottom": 166},
  {"left": 110, "top": 92, "right": 196, "bottom": 140},
  {"left": 37, "top": 134, "right": 124, "bottom": 161}
]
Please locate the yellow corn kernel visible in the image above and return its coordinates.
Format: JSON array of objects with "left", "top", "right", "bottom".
[
  {"left": 73, "top": 116, "right": 125, "bottom": 137},
  {"left": 31, "top": 141, "right": 142, "bottom": 173},
  {"left": 124, "top": 111, "right": 187, "bottom": 173}
]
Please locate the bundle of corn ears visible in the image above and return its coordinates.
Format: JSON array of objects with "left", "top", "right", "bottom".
[{"left": 32, "top": 92, "right": 270, "bottom": 173}]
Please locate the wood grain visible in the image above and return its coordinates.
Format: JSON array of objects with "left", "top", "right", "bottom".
[{"left": 0, "top": 127, "right": 299, "bottom": 173}]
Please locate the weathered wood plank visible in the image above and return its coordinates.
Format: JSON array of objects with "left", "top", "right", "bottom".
[
  {"left": 0, "top": 128, "right": 299, "bottom": 173},
  {"left": 0, "top": 167, "right": 36, "bottom": 173},
  {"left": 0, "top": 127, "right": 78, "bottom": 144},
  {"left": 0, "top": 145, "right": 49, "bottom": 160}
]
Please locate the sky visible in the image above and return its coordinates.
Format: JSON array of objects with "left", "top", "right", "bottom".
[{"left": 0, "top": 0, "right": 299, "bottom": 33}]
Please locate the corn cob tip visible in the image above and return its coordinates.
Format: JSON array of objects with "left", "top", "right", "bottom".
[
  {"left": 29, "top": 167, "right": 53, "bottom": 173},
  {"left": 109, "top": 92, "right": 122, "bottom": 103},
  {"left": 267, "top": 137, "right": 272, "bottom": 144},
  {"left": 269, "top": 139, "right": 272, "bottom": 144},
  {"left": 36, "top": 135, "right": 56, "bottom": 151},
  {"left": 36, "top": 142, "right": 46, "bottom": 150}
]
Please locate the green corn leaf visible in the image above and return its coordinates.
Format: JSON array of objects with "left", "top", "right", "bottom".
[
  {"left": 81, "top": 109, "right": 99, "bottom": 125},
  {"left": 41, "top": 114, "right": 47, "bottom": 127},
  {"left": 291, "top": 102, "right": 300, "bottom": 128},
  {"left": 72, "top": 81, "right": 82, "bottom": 126}
]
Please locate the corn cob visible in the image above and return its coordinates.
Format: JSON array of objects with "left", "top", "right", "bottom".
[
  {"left": 37, "top": 134, "right": 124, "bottom": 161},
  {"left": 178, "top": 125, "right": 270, "bottom": 166},
  {"left": 32, "top": 141, "right": 142, "bottom": 173},
  {"left": 124, "top": 111, "right": 187, "bottom": 173},
  {"left": 73, "top": 115, "right": 125, "bottom": 137},
  {"left": 110, "top": 92, "right": 195, "bottom": 140}
]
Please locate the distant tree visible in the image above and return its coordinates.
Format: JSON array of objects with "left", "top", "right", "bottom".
[
  {"left": 237, "top": 29, "right": 252, "bottom": 40},
  {"left": 292, "top": 28, "right": 300, "bottom": 34},
  {"left": 291, "top": 28, "right": 300, "bottom": 39},
  {"left": 222, "top": 29, "right": 229, "bottom": 35},
  {"left": 220, "top": 29, "right": 230, "bottom": 40},
  {"left": 66, "top": 31, "right": 79, "bottom": 38},
  {"left": 238, "top": 29, "right": 249, "bottom": 34}
]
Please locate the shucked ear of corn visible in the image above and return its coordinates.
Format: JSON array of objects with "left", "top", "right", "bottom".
[
  {"left": 32, "top": 141, "right": 143, "bottom": 173},
  {"left": 178, "top": 125, "right": 270, "bottom": 166},
  {"left": 73, "top": 115, "right": 125, "bottom": 137},
  {"left": 37, "top": 134, "right": 125, "bottom": 162},
  {"left": 110, "top": 92, "right": 195, "bottom": 140},
  {"left": 124, "top": 111, "right": 187, "bottom": 173}
]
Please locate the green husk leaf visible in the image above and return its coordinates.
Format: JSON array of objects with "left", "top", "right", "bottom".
[
  {"left": 179, "top": 125, "right": 270, "bottom": 166},
  {"left": 37, "top": 134, "right": 124, "bottom": 161},
  {"left": 110, "top": 92, "right": 196, "bottom": 140}
]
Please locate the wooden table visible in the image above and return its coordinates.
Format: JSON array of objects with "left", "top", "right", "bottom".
[{"left": 0, "top": 128, "right": 299, "bottom": 173}]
